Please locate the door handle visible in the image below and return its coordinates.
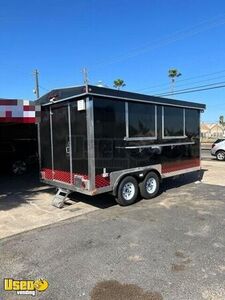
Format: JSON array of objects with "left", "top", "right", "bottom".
[
  {"left": 66, "top": 146, "right": 70, "bottom": 154},
  {"left": 66, "top": 141, "right": 70, "bottom": 154}
]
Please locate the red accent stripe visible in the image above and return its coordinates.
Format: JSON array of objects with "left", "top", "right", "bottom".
[
  {"left": 42, "top": 169, "right": 53, "bottom": 180},
  {"left": 0, "top": 117, "right": 36, "bottom": 123},
  {"left": 23, "top": 105, "right": 36, "bottom": 111},
  {"left": 41, "top": 168, "right": 110, "bottom": 188},
  {"left": 41, "top": 169, "right": 88, "bottom": 184},
  {"left": 162, "top": 158, "right": 200, "bottom": 173},
  {"left": 54, "top": 170, "right": 71, "bottom": 183},
  {"left": 95, "top": 175, "right": 110, "bottom": 188},
  {"left": 0, "top": 99, "right": 18, "bottom": 105}
]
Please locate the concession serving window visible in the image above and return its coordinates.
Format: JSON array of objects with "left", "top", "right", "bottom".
[
  {"left": 124, "top": 102, "right": 157, "bottom": 141},
  {"left": 162, "top": 106, "right": 186, "bottom": 139}
]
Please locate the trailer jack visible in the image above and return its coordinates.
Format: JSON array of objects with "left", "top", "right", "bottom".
[{"left": 52, "top": 188, "right": 70, "bottom": 208}]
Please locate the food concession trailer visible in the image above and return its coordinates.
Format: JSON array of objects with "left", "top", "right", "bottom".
[{"left": 37, "top": 85, "right": 205, "bottom": 207}]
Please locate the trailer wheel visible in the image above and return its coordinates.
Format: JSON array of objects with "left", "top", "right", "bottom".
[
  {"left": 116, "top": 176, "right": 139, "bottom": 206},
  {"left": 12, "top": 160, "right": 27, "bottom": 175},
  {"left": 139, "top": 171, "right": 160, "bottom": 199}
]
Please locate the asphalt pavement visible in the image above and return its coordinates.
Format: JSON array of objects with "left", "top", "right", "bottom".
[{"left": 1, "top": 174, "right": 225, "bottom": 300}]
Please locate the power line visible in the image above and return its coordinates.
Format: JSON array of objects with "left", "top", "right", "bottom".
[
  {"left": 156, "top": 80, "right": 225, "bottom": 95},
  {"left": 39, "top": 85, "right": 49, "bottom": 92},
  {"left": 156, "top": 81, "right": 225, "bottom": 97},
  {"left": 89, "top": 14, "right": 225, "bottom": 69},
  {"left": 149, "top": 74, "right": 225, "bottom": 94},
  {"left": 162, "top": 84, "right": 225, "bottom": 96},
  {"left": 136, "top": 69, "right": 225, "bottom": 93}
]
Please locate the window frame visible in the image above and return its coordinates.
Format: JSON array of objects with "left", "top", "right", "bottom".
[
  {"left": 162, "top": 106, "right": 186, "bottom": 139},
  {"left": 124, "top": 101, "right": 157, "bottom": 141}
]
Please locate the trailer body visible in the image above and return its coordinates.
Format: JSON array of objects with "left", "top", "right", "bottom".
[{"left": 37, "top": 85, "right": 205, "bottom": 205}]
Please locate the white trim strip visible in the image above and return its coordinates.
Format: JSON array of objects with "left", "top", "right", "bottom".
[
  {"left": 124, "top": 136, "right": 157, "bottom": 141},
  {"left": 42, "top": 93, "right": 87, "bottom": 106},
  {"left": 116, "top": 141, "right": 195, "bottom": 149}
]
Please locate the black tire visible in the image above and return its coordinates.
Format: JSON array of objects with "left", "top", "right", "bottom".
[
  {"left": 12, "top": 160, "right": 27, "bottom": 175},
  {"left": 216, "top": 151, "right": 225, "bottom": 161},
  {"left": 116, "top": 176, "right": 139, "bottom": 206},
  {"left": 139, "top": 171, "right": 160, "bottom": 199}
]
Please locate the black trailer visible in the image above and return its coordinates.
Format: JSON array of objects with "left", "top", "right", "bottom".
[{"left": 37, "top": 85, "right": 205, "bottom": 207}]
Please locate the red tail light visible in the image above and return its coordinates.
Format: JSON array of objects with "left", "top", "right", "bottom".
[{"left": 212, "top": 143, "right": 215, "bottom": 148}]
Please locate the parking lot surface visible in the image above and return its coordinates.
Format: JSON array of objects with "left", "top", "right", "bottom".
[
  {"left": 0, "top": 173, "right": 99, "bottom": 239},
  {"left": 0, "top": 157, "right": 224, "bottom": 239},
  {"left": 1, "top": 159, "right": 225, "bottom": 300}
]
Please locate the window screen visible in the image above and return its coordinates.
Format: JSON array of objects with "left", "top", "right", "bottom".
[
  {"left": 163, "top": 106, "right": 184, "bottom": 137},
  {"left": 128, "top": 102, "right": 156, "bottom": 138}
]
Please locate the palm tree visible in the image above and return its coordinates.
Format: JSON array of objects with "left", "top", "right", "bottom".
[
  {"left": 219, "top": 115, "right": 225, "bottom": 126},
  {"left": 168, "top": 69, "right": 182, "bottom": 94},
  {"left": 113, "top": 79, "right": 126, "bottom": 90}
]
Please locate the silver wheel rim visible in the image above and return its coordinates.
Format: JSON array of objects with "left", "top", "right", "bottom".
[
  {"left": 217, "top": 152, "right": 225, "bottom": 160},
  {"left": 146, "top": 177, "right": 157, "bottom": 194},
  {"left": 122, "top": 182, "right": 135, "bottom": 201},
  {"left": 12, "top": 161, "right": 26, "bottom": 174}
]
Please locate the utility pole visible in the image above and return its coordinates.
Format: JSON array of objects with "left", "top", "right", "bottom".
[
  {"left": 82, "top": 67, "right": 88, "bottom": 92},
  {"left": 33, "top": 69, "right": 40, "bottom": 99}
]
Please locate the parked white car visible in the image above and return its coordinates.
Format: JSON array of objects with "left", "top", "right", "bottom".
[{"left": 211, "top": 139, "right": 225, "bottom": 161}]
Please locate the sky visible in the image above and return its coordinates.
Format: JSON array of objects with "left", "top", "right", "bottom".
[{"left": 1, "top": 0, "right": 225, "bottom": 122}]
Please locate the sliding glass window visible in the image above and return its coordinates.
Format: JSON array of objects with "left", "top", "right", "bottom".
[
  {"left": 162, "top": 106, "right": 185, "bottom": 138},
  {"left": 125, "top": 102, "right": 157, "bottom": 140},
  {"left": 185, "top": 108, "right": 199, "bottom": 138}
]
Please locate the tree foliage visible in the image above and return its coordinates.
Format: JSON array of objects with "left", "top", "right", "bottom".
[
  {"left": 113, "top": 79, "right": 126, "bottom": 90},
  {"left": 168, "top": 69, "right": 182, "bottom": 82}
]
